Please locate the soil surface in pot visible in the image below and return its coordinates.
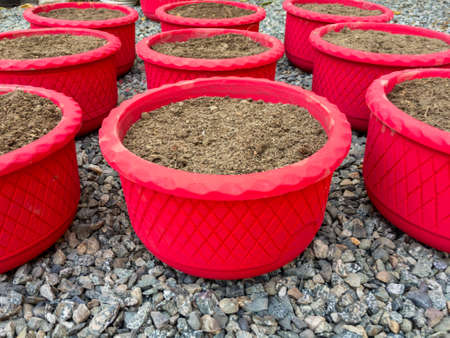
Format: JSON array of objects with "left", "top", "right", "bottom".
[
  {"left": 123, "top": 96, "right": 328, "bottom": 175},
  {"left": 323, "top": 27, "right": 449, "bottom": 54},
  {"left": 38, "top": 8, "right": 126, "bottom": 21},
  {"left": 0, "top": 34, "right": 106, "bottom": 59},
  {"left": 295, "top": 3, "right": 382, "bottom": 16},
  {"left": 387, "top": 77, "right": 450, "bottom": 132},
  {"left": 151, "top": 33, "right": 268, "bottom": 58},
  {"left": 167, "top": 3, "right": 255, "bottom": 19},
  {"left": 0, "top": 90, "right": 61, "bottom": 155}
]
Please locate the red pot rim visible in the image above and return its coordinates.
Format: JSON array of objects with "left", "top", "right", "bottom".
[
  {"left": 99, "top": 77, "right": 351, "bottom": 201},
  {"left": 283, "top": 0, "right": 393, "bottom": 23},
  {"left": 136, "top": 28, "right": 284, "bottom": 71},
  {"left": 0, "top": 84, "right": 82, "bottom": 176},
  {"left": 310, "top": 22, "right": 450, "bottom": 67},
  {"left": 23, "top": 2, "right": 138, "bottom": 29},
  {"left": 0, "top": 28, "right": 121, "bottom": 71},
  {"left": 155, "top": 0, "right": 266, "bottom": 27},
  {"left": 366, "top": 68, "right": 450, "bottom": 155}
]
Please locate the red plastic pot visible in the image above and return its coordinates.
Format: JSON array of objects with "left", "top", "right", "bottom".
[
  {"left": 156, "top": 0, "right": 266, "bottom": 32},
  {"left": 310, "top": 22, "right": 450, "bottom": 131},
  {"left": 141, "top": 0, "right": 195, "bottom": 21},
  {"left": 99, "top": 77, "right": 351, "bottom": 279},
  {"left": 283, "top": 0, "right": 393, "bottom": 72},
  {"left": 364, "top": 68, "right": 450, "bottom": 252},
  {"left": 23, "top": 2, "right": 138, "bottom": 76},
  {"left": 136, "top": 28, "right": 284, "bottom": 89},
  {"left": 0, "top": 28, "right": 120, "bottom": 135},
  {"left": 0, "top": 84, "right": 82, "bottom": 274}
]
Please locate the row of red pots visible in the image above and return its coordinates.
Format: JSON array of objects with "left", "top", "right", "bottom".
[
  {"left": 0, "top": 1, "right": 448, "bottom": 277},
  {"left": 2, "top": 67, "right": 449, "bottom": 278},
  {"left": 23, "top": 0, "right": 268, "bottom": 77}
]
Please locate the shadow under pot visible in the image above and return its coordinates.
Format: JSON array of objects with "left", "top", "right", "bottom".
[
  {"left": 364, "top": 68, "right": 450, "bottom": 253},
  {"left": 136, "top": 28, "right": 284, "bottom": 89},
  {"left": 99, "top": 76, "right": 351, "bottom": 279},
  {"left": 310, "top": 22, "right": 450, "bottom": 131},
  {"left": 23, "top": 2, "right": 138, "bottom": 77},
  {"left": 156, "top": 0, "right": 266, "bottom": 32},
  {"left": 282, "top": 0, "right": 393, "bottom": 72},
  {"left": 0, "top": 84, "right": 82, "bottom": 274},
  {"left": 0, "top": 28, "right": 120, "bottom": 135}
]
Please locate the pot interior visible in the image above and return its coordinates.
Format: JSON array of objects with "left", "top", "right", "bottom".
[{"left": 117, "top": 80, "right": 335, "bottom": 145}]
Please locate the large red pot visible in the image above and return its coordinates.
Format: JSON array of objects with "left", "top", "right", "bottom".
[
  {"left": 310, "top": 22, "right": 450, "bottom": 131},
  {"left": 283, "top": 0, "right": 393, "bottom": 72},
  {"left": 99, "top": 77, "right": 351, "bottom": 279},
  {"left": 136, "top": 28, "right": 284, "bottom": 89},
  {"left": 24, "top": 2, "right": 138, "bottom": 76},
  {"left": 156, "top": 0, "right": 266, "bottom": 32},
  {"left": 0, "top": 84, "right": 82, "bottom": 273},
  {"left": 364, "top": 68, "right": 450, "bottom": 252}
]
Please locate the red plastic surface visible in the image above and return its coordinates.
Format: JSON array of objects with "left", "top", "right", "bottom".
[
  {"left": 0, "top": 84, "right": 82, "bottom": 273},
  {"left": 136, "top": 28, "right": 284, "bottom": 89},
  {"left": 364, "top": 68, "right": 450, "bottom": 252},
  {"left": 310, "top": 22, "right": 450, "bottom": 131},
  {"left": 0, "top": 28, "right": 120, "bottom": 135},
  {"left": 141, "top": 0, "right": 195, "bottom": 21},
  {"left": 99, "top": 77, "right": 351, "bottom": 279},
  {"left": 23, "top": 2, "right": 138, "bottom": 76},
  {"left": 282, "top": 0, "right": 393, "bottom": 72},
  {"left": 156, "top": 0, "right": 265, "bottom": 32}
]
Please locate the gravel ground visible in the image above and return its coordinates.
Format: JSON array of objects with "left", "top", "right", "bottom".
[{"left": 0, "top": 1, "right": 449, "bottom": 337}]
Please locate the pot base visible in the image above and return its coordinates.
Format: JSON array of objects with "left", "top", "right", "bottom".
[
  {"left": 367, "top": 188, "right": 450, "bottom": 253},
  {"left": 286, "top": 51, "right": 313, "bottom": 72},
  {"left": 0, "top": 209, "right": 77, "bottom": 274}
]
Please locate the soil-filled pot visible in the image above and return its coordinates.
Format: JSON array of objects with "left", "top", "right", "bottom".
[
  {"left": 141, "top": 0, "right": 195, "bottom": 21},
  {"left": 0, "top": 28, "right": 120, "bottom": 135},
  {"left": 136, "top": 28, "right": 284, "bottom": 89},
  {"left": 99, "top": 77, "right": 351, "bottom": 279},
  {"left": 0, "top": 84, "right": 82, "bottom": 273},
  {"left": 310, "top": 22, "right": 450, "bottom": 131},
  {"left": 364, "top": 68, "right": 450, "bottom": 252},
  {"left": 156, "top": 0, "right": 266, "bottom": 32},
  {"left": 283, "top": 0, "right": 392, "bottom": 72},
  {"left": 23, "top": 2, "right": 138, "bottom": 76}
]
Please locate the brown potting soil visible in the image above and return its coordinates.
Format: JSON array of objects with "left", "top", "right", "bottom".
[
  {"left": 167, "top": 2, "right": 255, "bottom": 19},
  {"left": 0, "top": 90, "right": 61, "bottom": 156},
  {"left": 296, "top": 3, "right": 382, "bottom": 16},
  {"left": 123, "top": 96, "right": 328, "bottom": 175},
  {"left": 323, "top": 27, "right": 449, "bottom": 54},
  {"left": 151, "top": 33, "right": 268, "bottom": 59},
  {"left": 0, "top": 34, "right": 106, "bottom": 60},
  {"left": 387, "top": 77, "right": 450, "bottom": 132},
  {"left": 38, "top": 8, "right": 126, "bottom": 21}
]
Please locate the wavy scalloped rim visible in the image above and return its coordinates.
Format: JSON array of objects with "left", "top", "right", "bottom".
[
  {"left": 0, "top": 28, "right": 121, "bottom": 72},
  {"left": 23, "top": 2, "right": 138, "bottom": 29},
  {"left": 310, "top": 22, "right": 450, "bottom": 67},
  {"left": 283, "top": 0, "right": 393, "bottom": 23},
  {"left": 99, "top": 77, "right": 352, "bottom": 201},
  {"left": 0, "top": 84, "right": 82, "bottom": 176},
  {"left": 136, "top": 28, "right": 284, "bottom": 71},
  {"left": 366, "top": 68, "right": 450, "bottom": 155},
  {"left": 156, "top": 0, "right": 266, "bottom": 28}
]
